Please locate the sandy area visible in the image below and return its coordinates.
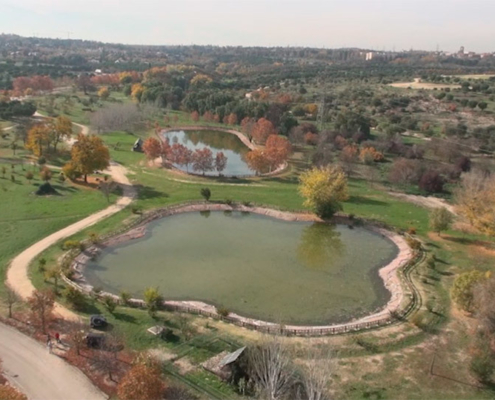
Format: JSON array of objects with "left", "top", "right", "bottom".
[
  {"left": 389, "top": 82, "right": 461, "bottom": 90},
  {"left": 388, "top": 192, "right": 456, "bottom": 214}
]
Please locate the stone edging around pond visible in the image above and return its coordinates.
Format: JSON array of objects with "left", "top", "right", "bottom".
[
  {"left": 159, "top": 126, "right": 288, "bottom": 178},
  {"left": 63, "top": 203, "right": 419, "bottom": 336}
]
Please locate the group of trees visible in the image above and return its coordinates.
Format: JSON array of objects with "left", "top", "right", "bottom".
[
  {"left": 245, "top": 134, "right": 292, "bottom": 175},
  {"left": 0, "top": 100, "right": 36, "bottom": 119},
  {"left": 12, "top": 75, "right": 54, "bottom": 94},
  {"left": 25, "top": 116, "right": 73, "bottom": 156},
  {"left": 142, "top": 137, "right": 228, "bottom": 175}
]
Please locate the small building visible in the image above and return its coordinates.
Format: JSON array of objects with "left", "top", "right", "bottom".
[
  {"left": 202, "top": 347, "right": 247, "bottom": 382},
  {"left": 132, "top": 138, "right": 143, "bottom": 152}
]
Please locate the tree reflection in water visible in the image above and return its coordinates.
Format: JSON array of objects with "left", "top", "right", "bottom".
[{"left": 297, "top": 222, "right": 345, "bottom": 270}]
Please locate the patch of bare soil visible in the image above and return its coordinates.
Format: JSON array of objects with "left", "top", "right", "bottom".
[
  {"left": 174, "top": 357, "right": 196, "bottom": 374},
  {"left": 388, "top": 192, "right": 456, "bottom": 214},
  {"left": 147, "top": 348, "right": 176, "bottom": 363}
]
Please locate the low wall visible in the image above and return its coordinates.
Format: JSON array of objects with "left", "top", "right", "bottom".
[{"left": 62, "top": 202, "right": 421, "bottom": 336}]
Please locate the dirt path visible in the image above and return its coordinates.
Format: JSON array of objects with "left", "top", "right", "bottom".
[
  {"left": 6, "top": 115, "right": 136, "bottom": 321},
  {"left": 388, "top": 192, "right": 456, "bottom": 214},
  {"left": 0, "top": 322, "right": 107, "bottom": 400}
]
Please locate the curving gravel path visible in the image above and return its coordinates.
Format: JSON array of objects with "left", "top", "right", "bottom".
[
  {"left": 0, "top": 322, "right": 107, "bottom": 400},
  {"left": 6, "top": 162, "right": 136, "bottom": 320}
]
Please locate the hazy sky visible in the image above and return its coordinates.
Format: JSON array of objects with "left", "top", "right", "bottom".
[{"left": 1, "top": 0, "right": 494, "bottom": 52}]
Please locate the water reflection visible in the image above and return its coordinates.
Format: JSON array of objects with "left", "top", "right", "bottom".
[
  {"left": 297, "top": 223, "right": 345, "bottom": 270},
  {"left": 162, "top": 130, "right": 253, "bottom": 176},
  {"left": 200, "top": 210, "right": 211, "bottom": 218}
]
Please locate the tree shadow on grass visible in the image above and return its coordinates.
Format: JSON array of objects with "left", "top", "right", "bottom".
[
  {"left": 347, "top": 195, "right": 388, "bottom": 207},
  {"left": 136, "top": 185, "right": 169, "bottom": 200},
  {"left": 53, "top": 184, "right": 77, "bottom": 193},
  {"left": 113, "top": 312, "right": 137, "bottom": 324}
]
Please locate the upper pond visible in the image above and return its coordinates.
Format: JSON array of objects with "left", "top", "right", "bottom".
[
  {"left": 162, "top": 129, "right": 254, "bottom": 177},
  {"left": 85, "top": 211, "right": 398, "bottom": 325}
]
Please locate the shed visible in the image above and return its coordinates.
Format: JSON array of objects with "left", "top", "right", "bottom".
[{"left": 132, "top": 138, "right": 143, "bottom": 152}]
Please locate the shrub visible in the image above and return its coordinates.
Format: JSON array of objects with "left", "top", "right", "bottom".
[
  {"left": 216, "top": 306, "right": 230, "bottom": 317},
  {"left": 35, "top": 182, "right": 58, "bottom": 196},
  {"left": 407, "top": 227, "right": 417, "bottom": 235},
  {"left": 102, "top": 295, "right": 117, "bottom": 313},
  {"left": 419, "top": 170, "right": 444, "bottom": 193},
  {"left": 37, "top": 257, "right": 47, "bottom": 273},
  {"left": 120, "top": 290, "right": 131, "bottom": 305},
  {"left": 88, "top": 232, "right": 100, "bottom": 244},
  {"left": 470, "top": 352, "right": 495, "bottom": 383},
  {"left": 63, "top": 240, "right": 85, "bottom": 251},
  {"left": 64, "top": 287, "right": 87, "bottom": 311},
  {"left": 143, "top": 287, "right": 163, "bottom": 317},
  {"left": 406, "top": 237, "right": 422, "bottom": 250},
  {"left": 242, "top": 201, "right": 252, "bottom": 207},
  {"left": 225, "top": 199, "right": 233, "bottom": 206},
  {"left": 131, "top": 206, "right": 142, "bottom": 214},
  {"left": 25, "top": 171, "right": 34, "bottom": 182},
  {"left": 200, "top": 187, "right": 211, "bottom": 201},
  {"left": 426, "top": 255, "right": 436, "bottom": 269},
  {"left": 62, "top": 162, "right": 82, "bottom": 181}
]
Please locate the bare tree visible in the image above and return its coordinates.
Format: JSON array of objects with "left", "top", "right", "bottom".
[
  {"left": 99, "top": 179, "right": 117, "bottom": 203},
  {"left": 68, "top": 323, "right": 87, "bottom": 356},
  {"left": 298, "top": 345, "right": 334, "bottom": 400},
  {"left": 92, "top": 350, "right": 119, "bottom": 382},
  {"left": 89, "top": 103, "right": 142, "bottom": 133},
  {"left": 474, "top": 275, "right": 495, "bottom": 337},
  {"left": 6, "top": 287, "right": 18, "bottom": 318},
  {"left": 27, "top": 289, "right": 55, "bottom": 334},
  {"left": 248, "top": 336, "right": 295, "bottom": 400}
]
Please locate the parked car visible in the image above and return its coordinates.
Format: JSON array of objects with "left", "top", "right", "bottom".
[{"left": 90, "top": 314, "right": 107, "bottom": 329}]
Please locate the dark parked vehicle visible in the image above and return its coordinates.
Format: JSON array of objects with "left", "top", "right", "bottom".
[{"left": 90, "top": 314, "right": 107, "bottom": 329}]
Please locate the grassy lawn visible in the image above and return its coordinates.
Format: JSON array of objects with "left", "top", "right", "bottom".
[
  {"left": 0, "top": 162, "right": 116, "bottom": 299},
  {"left": 8, "top": 124, "right": 495, "bottom": 399}
]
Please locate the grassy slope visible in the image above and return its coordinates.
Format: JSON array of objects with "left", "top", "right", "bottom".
[
  {"left": 13, "top": 124, "right": 495, "bottom": 399},
  {"left": 0, "top": 162, "right": 115, "bottom": 298}
]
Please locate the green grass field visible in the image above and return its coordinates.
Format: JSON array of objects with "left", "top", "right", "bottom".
[
  {"left": 0, "top": 162, "right": 115, "bottom": 299},
  {"left": 5, "top": 118, "right": 495, "bottom": 399}
]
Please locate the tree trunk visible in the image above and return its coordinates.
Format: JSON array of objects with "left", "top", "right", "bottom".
[{"left": 84, "top": 174, "right": 88, "bottom": 183}]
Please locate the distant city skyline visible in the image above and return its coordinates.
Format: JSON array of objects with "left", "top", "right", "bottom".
[{"left": 1, "top": 0, "right": 494, "bottom": 53}]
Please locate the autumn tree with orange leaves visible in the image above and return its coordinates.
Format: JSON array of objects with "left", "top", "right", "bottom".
[
  {"left": 265, "top": 135, "right": 292, "bottom": 170},
  {"left": 246, "top": 135, "right": 292, "bottom": 175},
  {"left": 68, "top": 134, "right": 110, "bottom": 182},
  {"left": 117, "top": 363, "right": 165, "bottom": 400},
  {"left": 226, "top": 113, "right": 238, "bottom": 125},
  {"left": 25, "top": 124, "right": 50, "bottom": 156},
  {"left": 143, "top": 138, "right": 163, "bottom": 163},
  {"left": 252, "top": 118, "right": 276, "bottom": 144}
]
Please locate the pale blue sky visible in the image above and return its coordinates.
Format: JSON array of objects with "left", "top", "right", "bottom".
[{"left": 1, "top": 0, "right": 494, "bottom": 52}]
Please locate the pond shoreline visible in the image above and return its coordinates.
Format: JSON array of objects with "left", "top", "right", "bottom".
[
  {"left": 65, "top": 203, "right": 416, "bottom": 336},
  {"left": 158, "top": 126, "right": 287, "bottom": 178}
]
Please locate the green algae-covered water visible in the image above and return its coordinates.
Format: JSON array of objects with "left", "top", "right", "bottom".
[
  {"left": 162, "top": 130, "right": 253, "bottom": 176},
  {"left": 85, "top": 211, "right": 398, "bottom": 325}
]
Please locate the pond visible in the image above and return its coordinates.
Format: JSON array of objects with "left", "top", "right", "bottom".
[
  {"left": 85, "top": 211, "right": 399, "bottom": 325},
  {"left": 161, "top": 129, "right": 253, "bottom": 177}
]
